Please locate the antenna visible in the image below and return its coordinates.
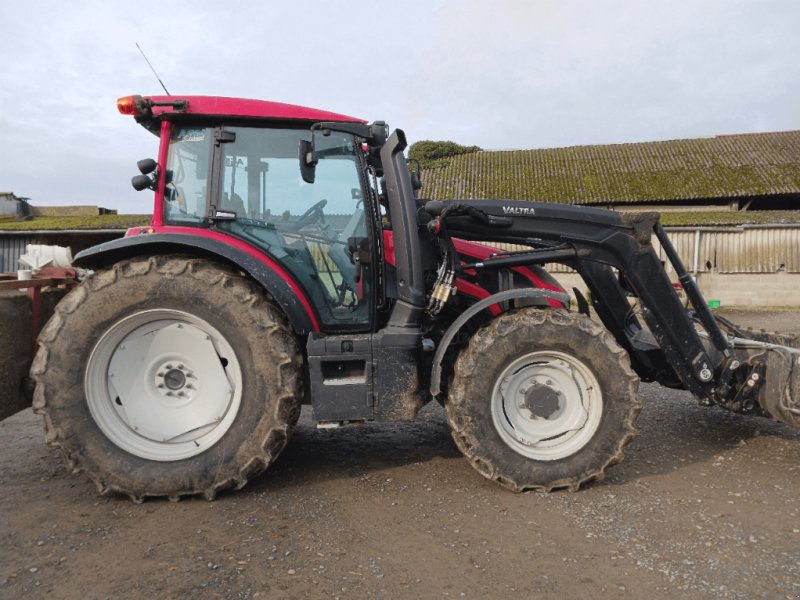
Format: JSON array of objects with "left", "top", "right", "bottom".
[{"left": 135, "top": 43, "right": 171, "bottom": 96}]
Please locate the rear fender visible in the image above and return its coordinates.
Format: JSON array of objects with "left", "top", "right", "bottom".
[{"left": 74, "top": 231, "right": 320, "bottom": 335}]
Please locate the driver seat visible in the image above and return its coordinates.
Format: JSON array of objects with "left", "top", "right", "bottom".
[{"left": 223, "top": 192, "right": 247, "bottom": 218}]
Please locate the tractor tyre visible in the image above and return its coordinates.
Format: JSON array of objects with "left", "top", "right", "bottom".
[
  {"left": 31, "top": 256, "right": 302, "bottom": 501},
  {"left": 445, "top": 308, "right": 640, "bottom": 492}
]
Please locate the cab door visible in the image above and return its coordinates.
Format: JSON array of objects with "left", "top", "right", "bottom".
[{"left": 207, "top": 125, "right": 377, "bottom": 332}]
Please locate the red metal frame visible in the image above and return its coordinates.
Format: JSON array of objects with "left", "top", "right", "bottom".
[
  {"left": 452, "top": 238, "right": 566, "bottom": 309},
  {"left": 152, "top": 120, "right": 172, "bottom": 227}
]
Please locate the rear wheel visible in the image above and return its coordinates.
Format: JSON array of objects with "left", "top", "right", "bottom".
[
  {"left": 31, "top": 256, "right": 302, "bottom": 501},
  {"left": 445, "top": 308, "right": 640, "bottom": 491}
]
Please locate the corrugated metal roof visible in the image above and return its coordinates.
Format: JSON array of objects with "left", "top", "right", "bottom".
[
  {"left": 483, "top": 225, "right": 800, "bottom": 275},
  {"left": 420, "top": 131, "right": 800, "bottom": 205}
]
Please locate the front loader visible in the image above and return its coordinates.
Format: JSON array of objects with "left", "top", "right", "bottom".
[{"left": 30, "top": 95, "right": 800, "bottom": 501}]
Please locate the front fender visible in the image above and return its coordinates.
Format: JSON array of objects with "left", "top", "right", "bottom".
[
  {"left": 430, "top": 288, "right": 571, "bottom": 398},
  {"left": 74, "top": 232, "right": 319, "bottom": 335}
]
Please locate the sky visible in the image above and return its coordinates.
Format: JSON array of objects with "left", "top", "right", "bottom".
[{"left": 1, "top": 0, "right": 798, "bottom": 214}]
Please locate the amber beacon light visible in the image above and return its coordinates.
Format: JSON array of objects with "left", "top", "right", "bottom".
[{"left": 117, "top": 95, "right": 144, "bottom": 115}]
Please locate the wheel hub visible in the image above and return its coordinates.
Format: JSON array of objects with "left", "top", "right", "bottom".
[
  {"left": 162, "top": 367, "right": 187, "bottom": 391},
  {"left": 86, "top": 310, "right": 242, "bottom": 461},
  {"left": 522, "top": 382, "right": 561, "bottom": 420},
  {"left": 159, "top": 365, "right": 191, "bottom": 393},
  {"left": 492, "top": 351, "right": 603, "bottom": 461}
]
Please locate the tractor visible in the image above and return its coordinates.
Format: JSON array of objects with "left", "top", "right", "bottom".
[{"left": 30, "top": 94, "right": 800, "bottom": 501}]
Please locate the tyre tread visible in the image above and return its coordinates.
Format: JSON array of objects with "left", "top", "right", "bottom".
[
  {"left": 445, "top": 308, "right": 640, "bottom": 492},
  {"left": 32, "top": 255, "right": 302, "bottom": 501}
]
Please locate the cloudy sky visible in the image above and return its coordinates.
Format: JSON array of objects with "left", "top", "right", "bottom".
[{"left": 1, "top": 0, "right": 798, "bottom": 213}]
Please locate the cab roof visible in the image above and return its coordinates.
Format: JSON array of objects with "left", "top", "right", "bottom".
[{"left": 120, "top": 94, "right": 365, "bottom": 128}]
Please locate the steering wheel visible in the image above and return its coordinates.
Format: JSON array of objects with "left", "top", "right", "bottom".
[{"left": 294, "top": 199, "right": 328, "bottom": 229}]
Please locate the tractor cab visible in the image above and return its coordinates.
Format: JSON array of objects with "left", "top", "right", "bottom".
[
  {"left": 163, "top": 123, "right": 375, "bottom": 328},
  {"left": 118, "top": 95, "right": 389, "bottom": 332}
]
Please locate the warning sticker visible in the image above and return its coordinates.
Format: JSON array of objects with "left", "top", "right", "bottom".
[{"left": 176, "top": 129, "right": 205, "bottom": 142}]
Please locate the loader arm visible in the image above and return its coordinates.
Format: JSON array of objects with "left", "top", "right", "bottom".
[{"left": 423, "top": 199, "right": 724, "bottom": 398}]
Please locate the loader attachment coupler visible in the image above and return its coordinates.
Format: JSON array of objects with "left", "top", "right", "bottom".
[
  {"left": 745, "top": 341, "right": 800, "bottom": 427},
  {"left": 655, "top": 221, "right": 800, "bottom": 428},
  {"left": 705, "top": 331, "right": 800, "bottom": 429}
]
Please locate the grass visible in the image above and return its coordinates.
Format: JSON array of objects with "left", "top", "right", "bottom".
[{"left": 0, "top": 214, "right": 151, "bottom": 231}]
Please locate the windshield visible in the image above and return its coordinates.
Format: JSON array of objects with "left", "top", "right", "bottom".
[{"left": 218, "top": 127, "right": 362, "bottom": 220}]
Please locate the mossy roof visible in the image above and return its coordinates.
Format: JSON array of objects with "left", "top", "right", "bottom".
[
  {"left": 0, "top": 214, "right": 151, "bottom": 231},
  {"left": 653, "top": 210, "right": 800, "bottom": 227},
  {"left": 419, "top": 130, "right": 800, "bottom": 205}
]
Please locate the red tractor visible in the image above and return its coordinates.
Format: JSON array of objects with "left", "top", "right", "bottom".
[{"left": 31, "top": 95, "right": 800, "bottom": 501}]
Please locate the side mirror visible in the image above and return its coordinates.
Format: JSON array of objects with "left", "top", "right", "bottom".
[
  {"left": 132, "top": 158, "right": 158, "bottom": 191},
  {"left": 137, "top": 158, "right": 157, "bottom": 175},
  {"left": 132, "top": 174, "right": 156, "bottom": 191},
  {"left": 369, "top": 121, "right": 390, "bottom": 146},
  {"left": 299, "top": 139, "right": 317, "bottom": 184}
]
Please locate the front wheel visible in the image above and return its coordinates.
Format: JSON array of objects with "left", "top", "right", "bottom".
[
  {"left": 31, "top": 256, "right": 303, "bottom": 501},
  {"left": 445, "top": 308, "right": 640, "bottom": 492}
]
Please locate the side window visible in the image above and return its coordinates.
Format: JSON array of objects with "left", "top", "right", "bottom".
[
  {"left": 216, "top": 127, "right": 372, "bottom": 328},
  {"left": 163, "top": 127, "right": 212, "bottom": 224}
]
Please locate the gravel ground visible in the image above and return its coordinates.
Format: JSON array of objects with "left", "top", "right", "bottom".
[{"left": 0, "top": 310, "right": 798, "bottom": 599}]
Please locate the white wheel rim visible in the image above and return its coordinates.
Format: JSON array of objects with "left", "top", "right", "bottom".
[
  {"left": 491, "top": 350, "right": 602, "bottom": 461},
  {"left": 85, "top": 309, "right": 243, "bottom": 461}
]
